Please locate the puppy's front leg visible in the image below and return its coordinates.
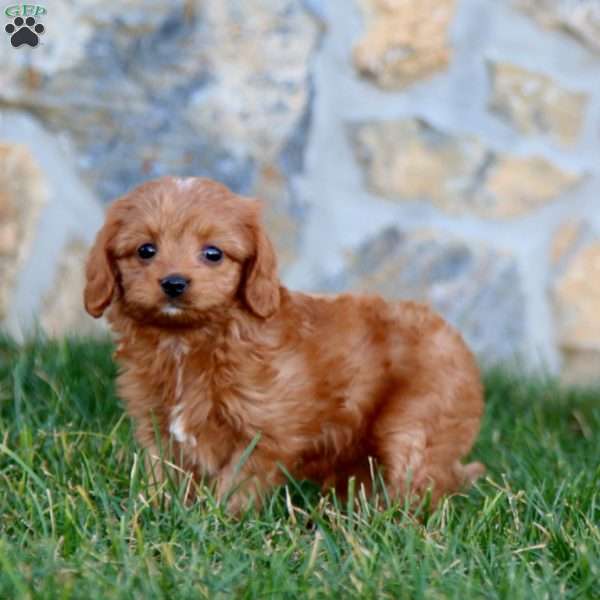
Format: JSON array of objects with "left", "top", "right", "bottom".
[{"left": 216, "top": 445, "right": 283, "bottom": 514}]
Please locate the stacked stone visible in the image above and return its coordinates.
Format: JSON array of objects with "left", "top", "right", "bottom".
[
  {"left": 300, "top": 0, "right": 600, "bottom": 382},
  {"left": 0, "top": 0, "right": 320, "bottom": 339},
  {"left": 1, "top": 0, "right": 600, "bottom": 383}
]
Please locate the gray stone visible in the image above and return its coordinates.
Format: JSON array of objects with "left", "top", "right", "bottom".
[
  {"left": 0, "top": 0, "right": 320, "bottom": 273},
  {"left": 0, "top": 6, "right": 318, "bottom": 179},
  {"left": 323, "top": 226, "right": 526, "bottom": 364},
  {"left": 516, "top": 0, "right": 600, "bottom": 53}
]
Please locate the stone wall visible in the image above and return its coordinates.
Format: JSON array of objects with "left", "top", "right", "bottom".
[{"left": 1, "top": 0, "right": 600, "bottom": 383}]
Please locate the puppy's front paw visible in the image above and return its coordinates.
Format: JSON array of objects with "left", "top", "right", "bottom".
[
  {"left": 217, "top": 473, "right": 266, "bottom": 515},
  {"left": 224, "top": 489, "right": 261, "bottom": 515}
]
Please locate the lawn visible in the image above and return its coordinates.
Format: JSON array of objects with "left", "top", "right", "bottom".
[{"left": 0, "top": 336, "right": 598, "bottom": 599}]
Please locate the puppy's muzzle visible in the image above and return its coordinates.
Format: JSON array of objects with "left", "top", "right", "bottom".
[{"left": 160, "top": 275, "right": 190, "bottom": 298}]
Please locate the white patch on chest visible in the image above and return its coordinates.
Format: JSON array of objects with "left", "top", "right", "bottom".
[
  {"left": 159, "top": 337, "right": 197, "bottom": 447},
  {"left": 169, "top": 403, "right": 197, "bottom": 447}
]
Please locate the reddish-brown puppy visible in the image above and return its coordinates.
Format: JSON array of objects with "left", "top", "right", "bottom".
[{"left": 84, "top": 176, "right": 485, "bottom": 512}]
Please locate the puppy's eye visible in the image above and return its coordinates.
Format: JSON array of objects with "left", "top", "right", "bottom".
[
  {"left": 138, "top": 243, "right": 157, "bottom": 260},
  {"left": 201, "top": 245, "right": 223, "bottom": 264}
]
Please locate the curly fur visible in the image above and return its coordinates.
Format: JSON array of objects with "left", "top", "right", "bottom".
[{"left": 84, "top": 176, "right": 485, "bottom": 512}]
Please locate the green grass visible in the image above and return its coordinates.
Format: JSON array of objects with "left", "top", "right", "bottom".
[{"left": 0, "top": 336, "right": 599, "bottom": 599}]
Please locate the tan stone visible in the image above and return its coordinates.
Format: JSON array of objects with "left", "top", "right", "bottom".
[
  {"left": 552, "top": 230, "right": 600, "bottom": 384},
  {"left": 560, "top": 349, "right": 600, "bottom": 386},
  {"left": 484, "top": 156, "right": 580, "bottom": 218},
  {"left": 253, "top": 165, "right": 301, "bottom": 271},
  {"left": 489, "top": 62, "right": 588, "bottom": 145},
  {"left": 0, "top": 144, "right": 47, "bottom": 320},
  {"left": 554, "top": 243, "right": 600, "bottom": 351},
  {"left": 515, "top": 0, "right": 600, "bottom": 53},
  {"left": 351, "top": 118, "right": 582, "bottom": 218},
  {"left": 40, "top": 239, "right": 108, "bottom": 337},
  {"left": 551, "top": 220, "right": 583, "bottom": 265},
  {"left": 353, "top": 0, "right": 456, "bottom": 89}
]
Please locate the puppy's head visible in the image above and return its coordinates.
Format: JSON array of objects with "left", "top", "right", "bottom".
[{"left": 84, "top": 177, "right": 280, "bottom": 326}]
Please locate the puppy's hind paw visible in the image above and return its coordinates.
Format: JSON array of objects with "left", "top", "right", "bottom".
[{"left": 461, "top": 461, "right": 486, "bottom": 485}]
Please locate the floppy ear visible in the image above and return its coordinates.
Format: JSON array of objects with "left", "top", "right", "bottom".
[
  {"left": 243, "top": 217, "right": 281, "bottom": 319},
  {"left": 84, "top": 221, "right": 118, "bottom": 318}
]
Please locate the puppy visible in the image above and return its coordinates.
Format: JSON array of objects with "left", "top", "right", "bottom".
[{"left": 84, "top": 176, "right": 485, "bottom": 512}]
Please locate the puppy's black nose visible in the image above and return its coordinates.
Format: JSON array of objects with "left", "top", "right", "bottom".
[{"left": 160, "top": 275, "right": 189, "bottom": 298}]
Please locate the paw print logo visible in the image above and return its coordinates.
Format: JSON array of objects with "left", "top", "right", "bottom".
[{"left": 5, "top": 16, "right": 45, "bottom": 48}]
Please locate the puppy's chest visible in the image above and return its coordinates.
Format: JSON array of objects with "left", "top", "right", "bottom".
[
  {"left": 153, "top": 345, "right": 261, "bottom": 473},
  {"left": 166, "top": 392, "right": 233, "bottom": 476}
]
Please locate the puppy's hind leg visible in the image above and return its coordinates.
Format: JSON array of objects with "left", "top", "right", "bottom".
[
  {"left": 373, "top": 401, "right": 483, "bottom": 507},
  {"left": 373, "top": 424, "right": 429, "bottom": 503},
  {"left": 455, "top": 460, "right": 486, "bottom": 486},
  {"left": 405, "top": 417, "right": 485, "bottom": 506}
]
